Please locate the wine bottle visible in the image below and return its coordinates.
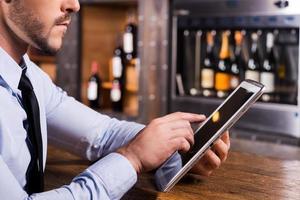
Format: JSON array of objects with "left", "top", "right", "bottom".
[
  {"left": 261, "top": 32, "right": 276, "bottom": 102},
  {"left": 201, "top": 30, "right": 216, "bottom": 97},
  {"left": 123, "top": 11, "right": 138, "bottom": 61},
  {"left": 230, "top": 31, "right": 244, "bottom": 90},
  {"left": 111, "top": 36, "right": 125, "bottom": 112},
  {"left": 182, "top": 30, "right": 197, "bottom": 96},
  {"left": 110, "top": 80, "right": 123, "bottom": 111},
  {"left": 215, "top": 30, "right": 231, "bottom": 98},
  {"left": 277, "top": 29, "right": 298, "bottom": 104},
  {"left": 87, "top": 61, "right": 102, "bottom": 109},
  {"left": 192, "top": 30, "right": 202, "bottom": 96},
  {"left": 245, "top": 31, "right": 261, "bottom": 82},
  {"left": 112, "top": 36, "right": 124, "bottom": 80}
]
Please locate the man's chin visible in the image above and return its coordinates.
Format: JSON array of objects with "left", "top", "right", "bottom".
[
  {"left": 35, "top": 44, "right": 61, "bottom": 56},
  {"left": 42, "top": 47, "right": 60, "bottom": 56},
  {"left": 34, "top": 37, "right": 63, "bottom": 55}
]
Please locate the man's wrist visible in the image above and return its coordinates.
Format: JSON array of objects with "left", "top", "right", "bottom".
[{"left": 117, "top": 147, "right": 142, "bottom": 174}]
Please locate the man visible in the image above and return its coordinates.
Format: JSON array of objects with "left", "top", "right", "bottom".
[{"left": 0, "top": 0, "right": 230, "bottom": 199}]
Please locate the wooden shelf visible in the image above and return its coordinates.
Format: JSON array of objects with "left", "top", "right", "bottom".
[{"left": 102, "top": 81, "right": 138, "bottom": 93}]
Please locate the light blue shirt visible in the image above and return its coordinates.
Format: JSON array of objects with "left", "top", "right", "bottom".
[{"left": 0, "top": 47, "right": 146, "bottom": 200}]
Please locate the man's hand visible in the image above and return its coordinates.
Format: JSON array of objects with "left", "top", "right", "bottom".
[
  {"left": 190, "top": 131, "right": 230, "bottom": 176},
  {"left": 117, "top": 112, "right": 205, "bottom": 173}
]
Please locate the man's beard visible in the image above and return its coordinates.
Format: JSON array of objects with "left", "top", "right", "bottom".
[{"left": 8, "top": 1, "right": 69, "bottom": 55}]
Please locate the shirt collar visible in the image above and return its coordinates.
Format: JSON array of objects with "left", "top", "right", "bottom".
[{"left": 0, "top": 47, "right": 30, "bottom": 92}]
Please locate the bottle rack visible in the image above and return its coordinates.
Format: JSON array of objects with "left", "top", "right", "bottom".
[
  {"left": 175, "top": 27, "right": 299, "bottom": 105},
  {"left": 80, "top": 2, "right": 139, "bottom": 116},
  {"left": 169, "top": 0, "right": 300, "bottom": 139}
]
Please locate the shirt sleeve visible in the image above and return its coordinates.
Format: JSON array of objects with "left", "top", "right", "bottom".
[
  {"left": 32, "top": 153, "right": 137, "bottom": 200},
  {"left": 0, "top": 153, "right": 137, "bottom": 200},
  {"left": 46, "top": 89, "right": 145, "bottom": 161}
]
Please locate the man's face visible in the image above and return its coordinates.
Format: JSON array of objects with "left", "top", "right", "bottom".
[{"left": 3, "top": 0, "right": 80, "bottom": 54}]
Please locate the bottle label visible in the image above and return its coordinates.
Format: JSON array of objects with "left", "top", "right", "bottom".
[
  {"left": 201, "top": 69, "right": 214, "bottom": 88},
  {"left": 230, "top": 75, "right": 239, "bottom": 89},
  {"left": 248, "top": 59, "right": 256, "bottom": 70},
  {"left": 218, "top": 60, "right": 226, "bottom": 71},
  {"left": 111, "top": 84, "right": 121, "bottom": 102},
  {"left": 266, "top": 32, "right": 274, "bottom": 49},
  {"left": 87, "top": 81, "right": 98, "bottom": 100},
  {"left": 215, "top": 72, "right": 230, "bottom": 91},
  {"left": 217, "top": 90, "right": 226, "bottom": 98},
  {"left": 245, "top": 70, "right": 260, "bottom": 82},
  {"left": 260, "top": 72, "right": 275, "bottom": 93},
  {"left": 112, "top": 56, "right": 123, "bottom": 78},
  {"left": 123, "top": 33, "right": 133, "bottom": 54}
]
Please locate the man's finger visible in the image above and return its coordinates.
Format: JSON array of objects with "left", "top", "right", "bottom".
[
  {"left": 170, "top": 128, "right": 194, "bottom": 146},
  {"left": 190, "top": 160, "right": 213, "bottom": 177},
  {"left": 201, "top": 149, "right": 221, "bottom": 170},
  {"left": 162, "top": 119, "right": 193, "bottom": 130},
  {"left": 212, "top": 139, "right": 229, "bottom": 162},
  {"left": 221, "top": 131, "right": 230, "bottom": 148},
  {"left": 159, "top": 112, "right": 206, "bottom": 123},
  {"left": 171, "top": 137, "right": 191, "bottom": 152}
]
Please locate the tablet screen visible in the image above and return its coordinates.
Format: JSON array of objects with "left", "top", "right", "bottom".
[
  {"left": 156, "top": 86, "right": 255, "bottom": 190},
  {"left": 181, "top": 87, "right": 253, "bottom": 164}
]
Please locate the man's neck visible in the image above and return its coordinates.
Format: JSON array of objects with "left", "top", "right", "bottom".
[{"left": 0, "top": 18, "right": 28, "bottom": 64}]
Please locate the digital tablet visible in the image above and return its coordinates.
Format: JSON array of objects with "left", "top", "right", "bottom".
[{"left": 155, "top": 79, "right": 265, "bottom": 192}]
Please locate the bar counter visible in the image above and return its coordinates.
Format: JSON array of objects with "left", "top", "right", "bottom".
[{"left": 45, "top": 145, "right": 300, "bottom": 200}]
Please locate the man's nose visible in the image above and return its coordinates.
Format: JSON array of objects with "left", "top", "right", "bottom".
[{"left": 62, "top": 0, "right": 80, "bottom": 13}]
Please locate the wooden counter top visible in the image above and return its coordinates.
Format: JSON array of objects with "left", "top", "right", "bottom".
[{"left": 45, "top": 145, "right": 300, "bottom": 200}]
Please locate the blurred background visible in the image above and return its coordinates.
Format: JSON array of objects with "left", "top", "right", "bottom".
[{"left": 28, "top": 0, "right": 300, "bottom": 160}]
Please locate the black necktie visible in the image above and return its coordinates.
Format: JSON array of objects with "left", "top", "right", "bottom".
[{"left": 18, "top": 67, "right": 44, "bottom": 194}]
